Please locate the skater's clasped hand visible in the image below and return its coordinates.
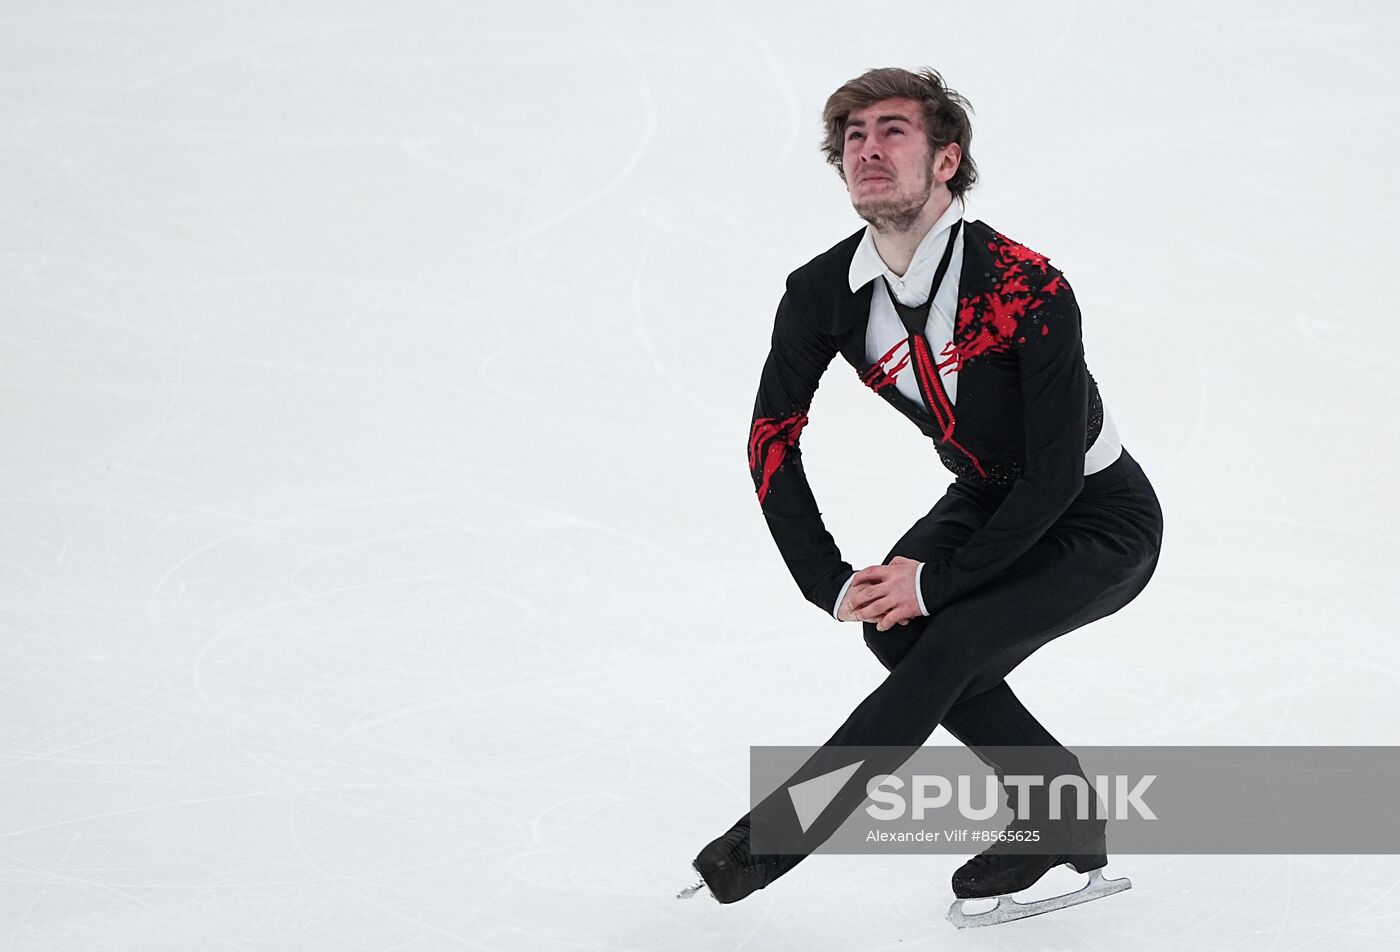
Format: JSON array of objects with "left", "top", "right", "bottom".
[{"left": 837, "top": 556, "right": 923, "bottom": 631}]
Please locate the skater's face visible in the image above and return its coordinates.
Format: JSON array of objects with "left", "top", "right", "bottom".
[{"left": 841, "top": 97, "right": 960, "bottom": 228}]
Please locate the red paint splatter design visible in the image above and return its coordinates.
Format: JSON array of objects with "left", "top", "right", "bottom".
[
  {"left": 946, "top": 231, "right": 1066, "bottom": 368},
  {"left": 860, "top": 339, "right": 911, "bottom": 393},
  {"left": 748, "top": 410, "right": 809, "bottom": 505}
]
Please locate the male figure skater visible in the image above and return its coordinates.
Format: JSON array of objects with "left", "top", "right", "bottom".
[{"left": 681, "top": 67, "right": 1164, "bottom": 926}]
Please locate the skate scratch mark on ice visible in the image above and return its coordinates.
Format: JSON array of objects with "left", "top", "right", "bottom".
[
  {"left": 484, "top": 25, "right": 658, "bottom": 253},
  {"left": 629, "top": 0, "right": 796, "bottom": 421},
  {"left": 474, "top": 617, "right": 810, "bottom": 709},
  {"left": 1331, "top": 862, "right": 1400, "bottom": 929},
  {"left": 24, "top": 294, "right": 188, "bottom": 565},
  {"left": 1189, "top": 225, "right": 1398, "bottom": 563},
  {"left": 0, "top": 18, "right": 433, "bottom": 152},
  {"left": 488, "top": 497, "right": 725, "bottom": 576},
  {"left": 284, "top": 801, "right": 499, "bottom": 952},
  {"left": 0, "top": 697, "right": 185, "bottom": 769},
  {"left": 1267, "top": 575, "right": 1400, "bottom": 697},
  {"left": 0, "top": 791, "right": 273, "bottom": 840},
  {"left": 15, "top": 830, "right": 78, "bottom": 934},
  {"left": 148, "top": 495, "right": 449, "bottom": 680},
  {"left": 0, "top": 849, "right": 259, "bottom": 951},
  {"left": 322, "top": 696, "right": 469, "bottom": 750}
]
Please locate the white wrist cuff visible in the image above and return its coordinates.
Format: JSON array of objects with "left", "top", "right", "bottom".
[{"left": 833, "top": 574, "right": 857, "bottom": 619}]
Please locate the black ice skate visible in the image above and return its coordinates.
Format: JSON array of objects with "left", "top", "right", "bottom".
[
  {"left": 946, "top": 819, "right": 1130, "bottom": 928},
  {"left": 676, "top": 821, "right": 785, "bottom": 904}
]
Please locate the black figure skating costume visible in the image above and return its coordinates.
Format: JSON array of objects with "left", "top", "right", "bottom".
[{"left": 697, "top": 217, "right": 1163, "bottom": 906}]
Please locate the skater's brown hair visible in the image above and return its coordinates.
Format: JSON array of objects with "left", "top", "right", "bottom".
[{"left": 821, "top": 67, "right": 979, "bottom": 199}]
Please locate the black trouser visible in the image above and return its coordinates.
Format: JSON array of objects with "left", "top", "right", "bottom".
[{"left": 738, "top": 446, "right": 1165, "bottom": 878}]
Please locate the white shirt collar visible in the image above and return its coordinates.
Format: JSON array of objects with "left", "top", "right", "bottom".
[{"left": 847, "top": 197, "right": 966, "bottom": 294}]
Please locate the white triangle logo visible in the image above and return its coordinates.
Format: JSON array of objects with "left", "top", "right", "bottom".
[{"left": 787, "top": 760, "right": 865, "bottom": 833}]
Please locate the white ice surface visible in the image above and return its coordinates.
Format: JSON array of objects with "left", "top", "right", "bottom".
[{"left": 3, "top": 1, "right": 1399, "bottom": 949}]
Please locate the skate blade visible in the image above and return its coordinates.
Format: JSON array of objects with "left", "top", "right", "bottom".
[
  {"left": 676, "top": 862, "right": 710, "bottom": 900},
  {"left": 946, "top": 867, "right": 1131, "bottom": 929}
]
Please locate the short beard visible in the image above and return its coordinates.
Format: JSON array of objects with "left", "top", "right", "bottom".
[{"left": 851, "top": 163, "right": 934, "bottom": 234}]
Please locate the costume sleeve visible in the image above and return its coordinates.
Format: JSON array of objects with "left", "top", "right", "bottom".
[
  {"left": 749, "top": 278, "right": 855, "bottom": 616},
  {"left": 917, "top": 273, "right": 1088, "bottom": 615}
]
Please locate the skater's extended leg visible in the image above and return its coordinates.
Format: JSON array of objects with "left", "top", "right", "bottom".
[{"left": 694, "top": 610, "right": 983, "bottom": 902}]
